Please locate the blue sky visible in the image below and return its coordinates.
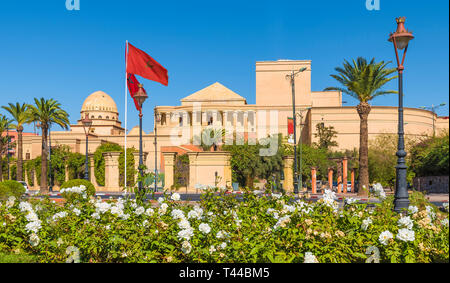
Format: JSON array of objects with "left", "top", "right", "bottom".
[{"left": 0, "top": 0, "right": 448, "bottom": 133}]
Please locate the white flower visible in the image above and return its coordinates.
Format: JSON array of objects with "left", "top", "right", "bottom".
[
  {"left": 220, "top": 242, "right": 227, "bottom": 250},
  {"left": 396, "top": 228, "right": 415, "bottom": 242},
  {"left": 408, "top": 205, "right": 419, "bottom": 215},
  {"left": 178, "top": 227, "right": 194, "bottom": 241},
  {"left": 171, "top": 209, "right": 185, "bottom": 220},
  {"left": 441, "top": 218, "right": 448, "bottom": 227},
  {"left": 372, "top": 183, "right": 386, "bottom": 199},
  {"left": 19, "top": 201, "right": 33, "bottom": 212},
  {"left": 426, "top": 206, "right": 436, "bottom": 220},
  {"left": 171, "top": 193, "right": 181, "bottom": 201},
  {"left": 216, "top": 230, "right": 228, "bottom": 239},
  {"left": 92, "top": 212, "right": 100, "bottom": 219},
  {"left": 142, "top": 220, "right": 149, "bottom": 227},
  {"left": 157, "top": 197, "right": 165, "bottom": 204},
  {"left": 282, "top": 205, "right": 296, "bottom": 214},
  {"left": 379, "top": 230, "right": 393, "bottom": 246},
  {"left": 25, "top": 211, "right": 39, "bottom": 222},
  {"left": 120, "top": 213, "right": 130, "bottom": 220},
  {"left": 304, "top": 252, "right": 319, "bottom": 263},
  {"left": 73, "top": 208, "right": 81, "bottom": 216},
  {"left": 272, "top": 193, "right": 282, "bottom": 199},
  {"left": 52, "top": 211, "right": 68, "bottom": 221},
  {"left": 199, "top": 223, "right": 211, "bottom": 234},
  {"left": 181, "top": 241, "right": 192, "bottom": 254},
  {"left": 209, "top": 245, "right": 216, "bottom": 254},
  {"left": 159, "top": 203, "right": 168, "bottom": 215},
  {"left": 145, "top": 208, "right": 154, "bottom": 216},
  {"left": 25, "top": 220, "right": 42, "bottom": 234},
  {"left": 6, "top": 196, "right": 16, "bottom": 208},
  {"left": 187, "top": 210, "right": 201, "bottom": 220},
  {"left": 29, "top": 233, "right": 40, "bottom": 247},
  {"left": 105, "top": 225, "right": 111, "bottom": 230},
  {"left": 443, "top": 203, "right": 449, "bottom": 212},
  {"left": 135, "top": 206, "right": 145, "bottom": 216},
  {"left": 398, "top": 216, "right": 414, "bottom": 230},
  {"left": 95, "top": 202, "right": 111, "bottom": 214},
  {"left": 345, "top": 198, "right": 358, "bottom": 205},
  {"left": 178, "top": 219, "right": 191, "bottom": 230},
  {"left": 361, "top": 218, "right": 373, "bottom": 231}
]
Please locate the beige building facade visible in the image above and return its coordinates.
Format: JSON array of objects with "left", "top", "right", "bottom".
[{"left": 21, "top": 60, "right": 449, "bottom": 190}]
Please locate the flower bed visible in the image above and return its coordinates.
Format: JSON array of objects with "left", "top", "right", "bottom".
[{"left": 0, "top": 185, "right": 448, "bottom": 263}]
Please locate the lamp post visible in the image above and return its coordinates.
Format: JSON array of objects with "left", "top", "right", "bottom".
[
  {"left": 134, "top": 84, "right": 148, "bottom": 193},
  {"left": 6, "top": 123, "right": 10, "bottom": 180},
  {"left": 154, "top": 109, "right": 161, "bottom": 192},
  {"left": 419, "top": 103, "right": 447, "bottom": 136},
  {"left": 48, "top": 123, "right": 53, "bottom": 192},
  {"left": 81, "top": 113, "right": 93, "bottom": 181},
  {"left": 286, "top": 67, "right": 307, "bottom": 194},
  {"left": 389, "top": 17, "right": 414, "bottom": 213},
  {"left": 296, "top": 107, "right": 311, "bottom": 193}
]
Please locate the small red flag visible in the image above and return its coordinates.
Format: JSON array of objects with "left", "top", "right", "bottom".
[
  {"left": 127, "top": 74, "right": 146, "bottom": 111},
  {"left": 287, "top": 117, "right": 294, "bottom": 135},
  {"left": 126, "top": 43, "right": 168, "bottom": 86}
]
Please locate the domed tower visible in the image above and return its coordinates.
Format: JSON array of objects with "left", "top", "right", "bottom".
[{"left": 71, "top": 91, "right": 125, "bottom": 136}]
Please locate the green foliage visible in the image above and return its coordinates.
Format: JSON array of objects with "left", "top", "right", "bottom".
[
  {"left": 222, "top": 134, "right": 284, "bottom": 187},
  {"left": 314, "top": 123, "right": 338, "bottom": 150},
  {"left": 0, "top": 187, "right": 447, "bottom": 263},
  {"left": 0, "top": 180, "right": 26, "bottom": 200},
  {"left": 93, "top": 143, "right": 122, "bottom": 186},
  {"left": 0, "top": 252, "right": 37, "bottom": 263},
  {"left": 409, "top": 131, "right": 449, "bottom": 177},
  {"left": 119, "top": 147, "right": 137, "bottom": 187},
  {"left": 60, "top": 179, "right": 96, "bottom": 197}
]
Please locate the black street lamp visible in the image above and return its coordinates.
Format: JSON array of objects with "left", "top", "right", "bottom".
[
  {"left": 296, "top": 107, "right": 311, "bottom": 193},
  {"left": 81, "top": 113, "right": 93, "bottom": 181},
  {"left": 388, "top": 17, "right": 414, "bottom": 213},
  {"left": 134, "top": 84, "right": 148, "bottom": 192},
  {"left": 287, "top": 67, "right": 307, "bottom": 194}
]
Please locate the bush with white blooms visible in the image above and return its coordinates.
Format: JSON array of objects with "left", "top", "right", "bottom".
[{"left": 0, "top": 185, "right": 448, "bottom": 263}]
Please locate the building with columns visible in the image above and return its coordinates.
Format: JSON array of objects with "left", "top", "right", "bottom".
[{"left": 20, "top": 60, "right": 448, "bottom": 190}]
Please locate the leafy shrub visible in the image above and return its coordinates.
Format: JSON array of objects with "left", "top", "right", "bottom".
[
  {"left": 60, "top": 179, "right": 95, "bottom": 196},
  {"left": 0, "top": 180, "right": 26, "bottom": 200}
]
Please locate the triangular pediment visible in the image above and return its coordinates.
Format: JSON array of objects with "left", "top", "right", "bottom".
[{"left": 181, "top": 82, "right": 247, "bottom": 105}]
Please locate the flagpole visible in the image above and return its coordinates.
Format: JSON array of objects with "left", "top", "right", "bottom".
[{"left": 124, "top": 40, "right": 128, "bottom": 194}]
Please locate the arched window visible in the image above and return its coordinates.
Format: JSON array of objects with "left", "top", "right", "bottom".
[
  {"left": 98, "top": 116, "right": 102, "bottom": 119},
  {"left": 106, "top": 116, "right": 109, "bottom": 119}
]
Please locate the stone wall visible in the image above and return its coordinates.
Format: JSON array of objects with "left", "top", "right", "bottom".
[{"left": 413, "top": 176, "right": 449, "bottom": 194}]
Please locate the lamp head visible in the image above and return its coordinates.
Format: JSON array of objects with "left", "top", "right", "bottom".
[
  {"left": 134, "top": 84, "right": 148, "bottom": 108},
  {"left": 388, "top": 17, "right": 414, "bottom": 50}
]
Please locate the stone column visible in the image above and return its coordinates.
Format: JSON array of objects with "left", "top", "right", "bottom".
[
  {"left": 351, "top": 168, "right": 356, "bottom": 193},
  {"left": 283, "top": 156, "right": 294, "bottom": 193},
  {"left": 65, "top": 164, "right": 69, "bottom": 182},
  {"left": 328, "top": 167, "right": 333, "bottom": 190},
  {"left": 311, "top": 167, "right": 317, "bottom": 194},
  {"left": 337, "top": 161, "right": 342, "bottom": 194},
  {"left": 89, "top": 153, "right": 99, "bottom": 188},
  {"left": 162, "top": 152, "right": 177, "bottom": 190},
  {"left": 342, "top": 157, "right": 348, "bottom": 193},
  {"left": 33, "top": 168, "right": 38, "bottom": 190},
  {"left": 103, "top": 151, "right": 121, "bottom": 192}
]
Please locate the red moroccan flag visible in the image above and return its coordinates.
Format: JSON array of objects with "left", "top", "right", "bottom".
[
  {"left": 287, "top": 117, "right": 294, "bottom": 135},
  {"left": 126, "top": 43, "right": 168, "bottom": 86},
  {"left": 127, "top": 73, "right": 146, "bottom": 111}
]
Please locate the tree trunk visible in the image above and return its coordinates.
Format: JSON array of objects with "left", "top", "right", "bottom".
[
  {"left": 357, "top": 102, "right": 371, "bottom": 196},
  {"left": 17, "top": 127, "right": 23, "bottom": 181},
  {"left": 40, "top": 126, "right": 48, "bottom": 194},
  {"left": 246, "top": 174, "right": 254, "bottom": 189}
]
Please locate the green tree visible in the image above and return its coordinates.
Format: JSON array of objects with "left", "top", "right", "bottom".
[
  {"left": 324, "top": 57, "right": 397, "bottom": 196},
  {"left": 409, "top": 131, "right": 449, "bottom": 177},
  {"left": 1, "top": 103, "right": 32, "bottom": 182},
  {"left": 222, "top": 134, "right": 284, "bottom": 188},
  {"left": 314, "top": 122, "right": 338, "bottom": 150},
  {"left": 29, "top": 98, "right": 70, "bottom": 194},
  {"left": 0, "top": 115, "right": 12, "bottom": 182}
]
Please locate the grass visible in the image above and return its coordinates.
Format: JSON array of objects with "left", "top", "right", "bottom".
[{"left": 0, "top": 252, "right": 38, "bottom": 263}]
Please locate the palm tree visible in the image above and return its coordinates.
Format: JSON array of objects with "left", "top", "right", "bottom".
[
  {"left": 2, "top": 103, "right": 32, "bottom": 181},
  {"left": 324, "top": 57, "right": 397, "bottom": 196},
  {"left": 29, "top": 98, "right": 69, "bottom": 194},
  {"left": 0, "top": 115, "right": 12, "bottom": 182}
]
